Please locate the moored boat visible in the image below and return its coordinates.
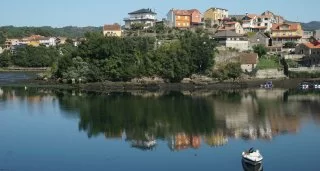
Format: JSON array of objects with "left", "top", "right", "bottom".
[{"left": 242, "top": 148, "right": 263, "bottom": 165}]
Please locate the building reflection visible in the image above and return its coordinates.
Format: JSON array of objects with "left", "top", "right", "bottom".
[
  {"left": 168, "top": 133, "right": 201, "bottom": 151},
  {"left": 204, "top": 131, "right": 228, "bottom": 147}
]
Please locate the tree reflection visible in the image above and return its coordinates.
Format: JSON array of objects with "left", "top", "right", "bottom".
[{"left": 1, "top": 87, "right": 320, "bottom": 151}]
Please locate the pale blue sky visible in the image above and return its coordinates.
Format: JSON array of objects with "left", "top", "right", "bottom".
[{"left": 1, "top": 0, "right": 318, "bottom": 27}]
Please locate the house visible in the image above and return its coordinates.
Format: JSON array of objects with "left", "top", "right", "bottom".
[
  {"left": 254, "top": 14, "right": 276, "bottom": 32},
  {"left": 56, "top": 37, "right": 67, "bottom": 45},
  {"left": 103, "top": 23, "right": 122, "bottom": 37},
  {"left": 242, "top": 14, "right": 258, "bottom": 32},
  {"left": 249, "top": 32, "right": 270, "bottom": 47},
  {"left": 167, "top": 9, "right": 202, "bottom": 28},
  {"left": 302, "top": 31, "right": 313, "bottom": 43},
  {"left": 238, "top": 53, "right": 259, "bottom": 72},
  {"left": 124, "top": 8, "right": 157, "bottom": 29},
  {"left": 5, "top": 39, "right": 20, "bottom": 49},
  {"left": 242, "top": 13, "right": 276, "bottom": 33},
  {"left": 213, "top": 30, "right": 249, "bottom": 51},
  {"left": 295, "top": 41, "right": 320, "bottom": 66},
  {"left": 20, "top": 35, "right": 44, "bottom": 46},
  {"left": 261, "top": 11, "right": 284, "bottom": 24},
  {"left": 203, "top": 7, "right": 229, "bottom": 27},
  {"left": 39, "top": 37, "right": 56, "bottom": 47},
  {"left": 218, "top": 22, "right": 244, "bottom": 35},
  {"left": 271, "top": 23, "right": 303, "bottom": 47},
  {"left": 0, "top": 47, "right": 3, "bottom": 54},
  {"left": 295, "top": 41, "right": 320, "bottom": 56},
  {"left": 315, "top": 29, "right": 320, "bottom": 40}
]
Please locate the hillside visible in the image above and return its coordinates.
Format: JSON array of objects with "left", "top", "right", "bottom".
[
  {"left": 301, "top": 21, "right": 320, "bottom": 31},
  {"left": 0, "top": 26, "right": 102, "bottom": 39}
]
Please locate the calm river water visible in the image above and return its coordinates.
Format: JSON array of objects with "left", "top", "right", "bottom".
[{"left": 1, "top": 85, "right": 320, "bottom": 171}]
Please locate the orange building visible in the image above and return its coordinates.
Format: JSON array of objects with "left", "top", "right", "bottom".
[{"left": 167, "top": 9, "right": 202, "bottom": 28}]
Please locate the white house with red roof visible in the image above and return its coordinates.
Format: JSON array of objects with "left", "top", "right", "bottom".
[
  {"left": 295, "top": 41, "right": 320, "bottom": 66},
  {"left": 218, "top": 21, "right": 244, "bottom": 35}
]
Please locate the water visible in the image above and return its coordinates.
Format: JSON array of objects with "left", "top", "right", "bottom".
[
  {"left": 0, "top": 72, "right": 38, "bottom": 84},
  {"left": 0, "top": 87, "right": 320, "bottom": 171}
]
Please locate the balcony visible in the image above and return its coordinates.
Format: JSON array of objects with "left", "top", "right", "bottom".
[{"left": 124, "top": 17, "right": 155, "bottom": 21}]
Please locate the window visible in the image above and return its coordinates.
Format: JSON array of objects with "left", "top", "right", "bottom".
[
  {"left": 186, "top": 23, "right": 189, "bottom": 26},
  {"left": 185, "top": 16, "right": 188, "bottom": 19},
  {"left": 265, "top": 23, "right": 268, "bottom": 26},
  {"left": 178, "top": 23, "right": 181, "bottom": 26},
  {"left": 264, "top": 18, "right": 268, "bottom": 20},
  {"left": 183, "top": 23, "right": 186, "bottom": 26},
  {"left": 178, "top": 16, "right": 181, "bottom": 19}
]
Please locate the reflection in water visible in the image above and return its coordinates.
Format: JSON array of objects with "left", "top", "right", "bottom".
[
  {"left": 1, "top": 87, "right": 320, "bottom": 152},
  {"left": 242, "top": 159, "right": 263, "bottom": 171}
]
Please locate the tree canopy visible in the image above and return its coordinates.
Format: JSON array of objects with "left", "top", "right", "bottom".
[
  {"left": 253, "top": 44, "right": 267, "bottom": 58},
  {"left": 55, "top": 31, "right": 217, "bottom": 83}
]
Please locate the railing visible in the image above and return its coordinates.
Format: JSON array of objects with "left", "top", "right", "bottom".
[{"left": 124, "top": 17, "right": 155, "bottom": 21}]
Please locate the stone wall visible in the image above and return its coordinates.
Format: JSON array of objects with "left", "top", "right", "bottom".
[{"left": 256, "top": 69, "right": 286, "bottom": 79}]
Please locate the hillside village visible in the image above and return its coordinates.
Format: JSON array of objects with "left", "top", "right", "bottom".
[{"left": 2, "top": 7, "right": 320, "bottom": 80}]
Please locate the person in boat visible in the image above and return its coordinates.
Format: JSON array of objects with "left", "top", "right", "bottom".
[{"left": 248, "top": 147, "right": 254, "bottom": 153}]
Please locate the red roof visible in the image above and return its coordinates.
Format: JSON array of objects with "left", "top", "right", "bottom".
[
  {"left": 272, "top": 23, "right": 300, "bottom": 31},
  {"left": 174, "top": 10, "right": 192, "bottom": 16},
  {"left": 103, "top": 24, "right": 121, "bottom": 31},
  {"left": 303, "top": 42, "right": 320, "bottom": 49},
  {"left": 173, "top": 9, "right": 200, "bottom": 16},
  {"left": 239, "top": 53, "right": 258, "bottom": 64}
]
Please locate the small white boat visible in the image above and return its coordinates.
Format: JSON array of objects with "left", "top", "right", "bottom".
[{"left": 242, "top": 148, "right": 263, "bottom": 165}]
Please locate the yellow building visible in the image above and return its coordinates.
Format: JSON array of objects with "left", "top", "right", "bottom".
[
  {"left": 103, "top": 23, "right": 122, "bottom": 37},
  {"left": 29, "top": 40, "right": 40, "bottom": 47},
  {"left": 271, "top": 23, "right": 303, "bottom": 46},
  {"left": 204, "top": 7, "right": 229, "bottom": 27}
]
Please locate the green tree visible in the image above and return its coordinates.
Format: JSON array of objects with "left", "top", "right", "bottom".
[
  {"left": 225, "top": 62, "right": 242, "bottom": 81},
  {"left": 62, "top": 56, "right": 90, "bottom": 81},
  {"left": 0, "top": 50, "right": 11, "bottom": 67},
  {"left": 0, "top": 32, "right": 6, "bottom": 46},
  {"left": 284, "top": 42, "right": 297, "bottom": 48},
  {"left": 253, "top": 44, "right": 267, "bottom": 58},
  {"left": 156, "top": 42, "right": 191, "bottom": 82},
  {"left": 13, "top": 46, "right": 60, "bottom": 67},
  {"left": 131, "top": 23, "right": 145, "bottom": 30}
]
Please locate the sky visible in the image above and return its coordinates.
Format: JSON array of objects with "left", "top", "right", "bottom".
[{"left": 0, "top": 0, "right": 318, "bottom": 27}]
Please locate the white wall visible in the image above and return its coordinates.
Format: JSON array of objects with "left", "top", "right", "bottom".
[
  {"left": 241, "top": 64, "right": 256, "bottom": 72},
  {"left": 225, "top": 40, "right": 249, "bottom": 51}
]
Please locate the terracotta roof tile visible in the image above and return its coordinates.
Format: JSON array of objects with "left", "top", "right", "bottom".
[
  {"left": 173, "top": 10, "right": 192, "bottom": 16},
  {"left": 271, "top": 23, "right": 300, "bottom": 31},
  {"left": 103, "top": 24, "right": 121, "bottom": 31},
  {"left": 303, "top": 42, "right": 320, "bottom": 49}
]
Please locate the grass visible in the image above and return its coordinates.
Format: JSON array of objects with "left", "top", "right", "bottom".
[{"left": 257, "top": 57, "right": 281, "bottom": 69}]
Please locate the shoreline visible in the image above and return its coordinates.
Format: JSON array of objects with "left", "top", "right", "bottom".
[{"left": 0, "top": 78, "right": 305, "bottom": 92}]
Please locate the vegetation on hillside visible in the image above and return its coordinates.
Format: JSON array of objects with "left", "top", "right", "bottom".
[
  {"left": 0, "top": 26, "right": 102, "bottom": 42},
  {"left": 54, "top": 31, "right": 217, "bottom": 83}
]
